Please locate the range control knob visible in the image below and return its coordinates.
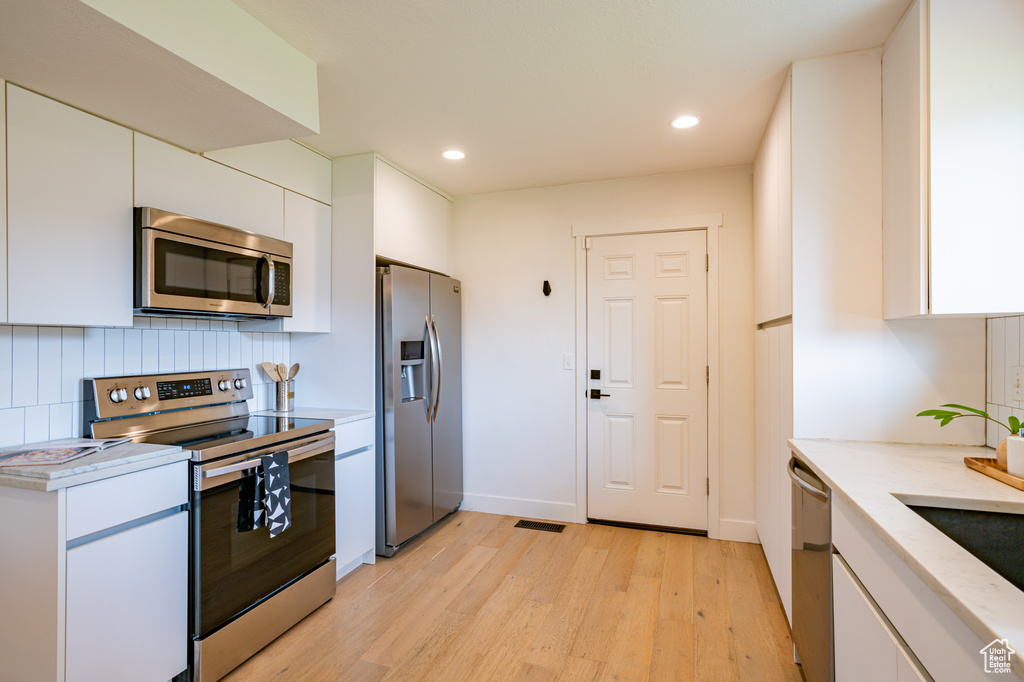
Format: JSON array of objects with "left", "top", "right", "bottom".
[
  {"left": 234, "top": 378, "right": 247, "bottom": 390},
  {"left": 110, "top": 388, "right": 128, "bottom": 403},
  {"left": 133, "top": 386, "right": 151, "bottom": 400},
  {"left": 217, "top": 380, "right": 230, "bottom": 391}
]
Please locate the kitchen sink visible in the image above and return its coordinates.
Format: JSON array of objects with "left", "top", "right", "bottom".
[{"left": 905, "top": 502, "right": 1024, "bottom": 592}]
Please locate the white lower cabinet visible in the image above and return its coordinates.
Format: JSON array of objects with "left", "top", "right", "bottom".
[
  {"left": 0, "top": 460, "right": 188, "bottom": 682},
  {"left": 833, "top": 497, "right": 988, "bottom": 681},
  {"left": 754, "top": 324, "right": 793, "bottom": 622},
  {"left": 65, "top": 512, "right": 187, "bottom": 682},
  {"left": 334, "top": 418, "right": 376, "bottom": 579},
  {"left": 833, "top": 554, "right": 932, "bottom": 682}
]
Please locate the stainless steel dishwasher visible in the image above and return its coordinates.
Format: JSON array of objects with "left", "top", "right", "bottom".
[{"left": 789, "top": 455, "right": 833, "bottom": 682}]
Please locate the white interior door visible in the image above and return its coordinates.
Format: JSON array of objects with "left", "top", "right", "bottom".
[{"left": 586, "top": 230, "right": 709, "bottom": 530}]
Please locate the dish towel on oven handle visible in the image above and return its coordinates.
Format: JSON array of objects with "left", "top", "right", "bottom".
[
  {"left": 261, "top": 450, "right": 292, "bottom": 537},
  {"left": 236, "top": 450, "right": 292, "bottom": 537}
]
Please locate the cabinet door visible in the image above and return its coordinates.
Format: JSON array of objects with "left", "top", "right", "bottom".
[
  {"left": 833, "top": 553, "right": 899, "bottom": 682},
  {"left": 135, "top": 132, "right": 285, "bottom": 239},
  {"left": 204, "top": 140, "right": 332, "bottom": 205},
  {"left": 928, "top": 0, "right": 1024, "bottom": 315},
  {"left": 283, "top": 191, "right": 331, "bottom": 333},
  {"left": 777, "top": 323, "right": 793, "bottom": 621},
  {"left": 754, "top": 329, "right": 771, "bottom": 548},
  {"left": 6, "top": 84, "right": 134, "bottom": 327},
  {"left": 0, "top": 80, "right": 7, "bottom": 323},
  {"left": 776, "top": 75, "right": 793, "bottom": 319},
  {"left": 335, "top": 444, "right": 376, "bottom": 575},
  {"left": 65, "top": 511, "right": 188, "bottom": 682},
  {"left": 374, "top": 157, "right": 450, "bottom": 274}
]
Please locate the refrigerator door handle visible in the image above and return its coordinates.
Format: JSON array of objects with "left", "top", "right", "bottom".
[
  {"left": 432, "top": 314, "right": 444, "bottom": 422},
  {"left": 426, "top": 314, "right": 439, "bottom": 422}
]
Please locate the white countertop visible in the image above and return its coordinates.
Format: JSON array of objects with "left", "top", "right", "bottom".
[
  {"left": 0, "top": 439, "right": 187, "bottom": 492},
  {"left": 255, "top": 407, "right": 373, "bottom": 425},
  {"left": 790, "top": 439, "right": 1024, "bottom": 672}
]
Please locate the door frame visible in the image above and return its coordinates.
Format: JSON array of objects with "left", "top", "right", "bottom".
[{"left": 572, "top": 213, "right": 723, "bottom": 538}]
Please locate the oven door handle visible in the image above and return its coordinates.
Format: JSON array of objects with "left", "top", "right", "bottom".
[{"left": 197, "top": 434, "right": 335, "bottom": 489}]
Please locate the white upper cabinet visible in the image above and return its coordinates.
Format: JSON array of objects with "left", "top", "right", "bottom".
[
  {"left": 374, "top": 157, "right": 451, "bottom": 274},
  {"left": 6, "top": 84, "right": 134, "bottom": 327},
  {"left": 134, "top": 133, "right": 285, "bottom": 239},
  {"left": 883, "top": 0, "right": 1024, "bottom": 317},
  {"left": 284, "top": 192, "right": 331, "bottom": 333},
  {"left": 0, "top": 80, "right": 7, "bottom": 323},
  {"left": 753, "top": 73, "right": 793, "bottom": 325},
  {"left": 243, "top": 191, "right": 332, "bottom": 333},
  {"left": 203, "top": 140, "right": 332, "bottom": 206}
]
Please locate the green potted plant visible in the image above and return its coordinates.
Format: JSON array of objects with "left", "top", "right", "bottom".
[{"left": 917, "top": 404, "right": 1021, "bottom": 468}]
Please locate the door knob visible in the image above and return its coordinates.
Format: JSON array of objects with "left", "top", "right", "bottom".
[{"left": 589, "top": 389, "right": 611, "bottom": 400}]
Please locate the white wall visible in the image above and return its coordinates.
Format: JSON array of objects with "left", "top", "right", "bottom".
[
  {"left": 0, "top": 319, "right": 290, "bottom": 447},
  {"left": 451, "top": 166, "right": 754, "bottom": 528},
  {"left": 790, "top": 50, "right": 985, "bottom": 445},
  {"left": 987, "top": 316, "right": 1024, "bottom": 448}
]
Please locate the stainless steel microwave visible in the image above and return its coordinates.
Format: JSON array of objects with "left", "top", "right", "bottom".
[{"left": 135, "top": 207, "right": 293, "bottom": 320}]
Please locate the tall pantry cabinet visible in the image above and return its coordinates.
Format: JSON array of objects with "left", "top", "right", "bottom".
[{"left": 753, "top": 71, "right": 794, "bottom": 624}]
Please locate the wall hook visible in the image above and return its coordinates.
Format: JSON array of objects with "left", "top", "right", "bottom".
[{"left": 543, "top": 280, "right": 552, "bottom": 296}]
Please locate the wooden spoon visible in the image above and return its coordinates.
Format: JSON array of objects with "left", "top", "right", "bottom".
[
  {"left": 260, "top": 362, "right": 280, "bottom": 382},
  {"left": 288, "top": 363, "right": 300, "bottom": 379},
  {"left": 278, "top": 363, "right": 288, "bottom": 383}
]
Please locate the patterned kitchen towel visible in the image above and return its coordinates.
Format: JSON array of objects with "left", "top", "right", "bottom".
[
  {"left": 261, "top": 450, "right": 292, "bottom": 538},
  {"left": 237, "top": 464, "right": 266, "bottom": 532}
]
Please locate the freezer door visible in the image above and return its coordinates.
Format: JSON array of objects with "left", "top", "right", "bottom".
[
  {"left": 380, "top": 266, "right": 435, "bottom": 548},
  {"left": 429, "top": 273, "right": 464, "bottom": 520}
]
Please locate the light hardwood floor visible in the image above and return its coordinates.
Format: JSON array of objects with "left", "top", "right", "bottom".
[{"left": 222, "top": 511, "right": 804, "bottom": 682}]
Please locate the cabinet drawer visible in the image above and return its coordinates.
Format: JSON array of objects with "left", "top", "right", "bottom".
[
  {"left": 335, "top": 418, "right": 374, "bottom": 456},
  {"left": 66, "top": 461, "right": 188, "bottom": 541}
]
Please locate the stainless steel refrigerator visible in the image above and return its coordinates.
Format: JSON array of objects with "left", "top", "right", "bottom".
[{"left": 375, "top": 264, "right": 463, "bottom": 557}]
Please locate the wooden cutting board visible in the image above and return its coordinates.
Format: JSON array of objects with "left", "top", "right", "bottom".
[{"left": 964, "top": 457, "right": 1024, "bottom": 492}]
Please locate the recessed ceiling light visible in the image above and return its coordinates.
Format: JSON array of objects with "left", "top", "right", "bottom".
[
  {"left": 443, "top": 150, "right": 465, "bottom": 160},
  {"left": 672, "top": 116, "right": 701, "bottom": 129}
]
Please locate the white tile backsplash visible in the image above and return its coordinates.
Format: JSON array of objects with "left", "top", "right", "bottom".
[
  {"left": 0, "top": 321, "right": 290, "bottom": 447},
  {"left": 987, "top": 316, "right": 1024, "bottom": 448}
]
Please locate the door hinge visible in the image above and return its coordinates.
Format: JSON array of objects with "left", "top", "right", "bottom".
[
  {"left": 706, "top": 366, "right": 709, "bottom": 384},
  {"left": 584, "top": 237, "right": 592, "bottom": 250},
  {"left": 706, "top": 254, "right": 709, "bottom": 272},
  {"left": 707, "top": 478, "right": 710, "bottom": 495}
]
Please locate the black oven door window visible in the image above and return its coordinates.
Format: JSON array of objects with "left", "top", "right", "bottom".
[
  {"left": 193, "top": 450, "right": 335, "bottom": 637},
  {"left": 154, "top": 238, "right": 290, "bottom": 306}
]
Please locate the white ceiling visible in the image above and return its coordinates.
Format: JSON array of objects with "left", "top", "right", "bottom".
[{"left": 236, "top": 1, "right": 909, "bottom": 196}]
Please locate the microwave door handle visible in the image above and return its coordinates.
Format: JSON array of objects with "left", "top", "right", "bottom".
[{"left": 260, "top": 254, "right": 276, "bottom": 309}]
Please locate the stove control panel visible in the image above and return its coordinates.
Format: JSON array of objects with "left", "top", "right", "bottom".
[{"left": 88, "top": 368, "right": 255, "bottom": 420}]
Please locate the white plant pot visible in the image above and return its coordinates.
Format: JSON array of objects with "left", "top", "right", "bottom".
[{"left": 1006, "top": 436, "right": 1024, "bottom": 478}]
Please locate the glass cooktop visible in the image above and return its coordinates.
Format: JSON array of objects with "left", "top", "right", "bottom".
[{"left": 135, "top": 415, "right": 333, "bottom": 460}]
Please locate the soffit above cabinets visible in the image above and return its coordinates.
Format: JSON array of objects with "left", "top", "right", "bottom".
[{"left": 0, "top": 0, "right": 319, "bottom": 153}]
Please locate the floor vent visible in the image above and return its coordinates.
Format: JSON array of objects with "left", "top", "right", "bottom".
[{"left": 515, "top": 520, "right": 565, "bottom": 533}]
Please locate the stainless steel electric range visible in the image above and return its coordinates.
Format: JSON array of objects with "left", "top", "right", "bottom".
[{"left": 87, "top": 369, "right": 336, "bottom": 682}]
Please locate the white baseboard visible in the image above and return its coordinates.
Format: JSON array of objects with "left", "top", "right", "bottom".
[
  {"left": 715, "top": 518, "right": 760, "bottom": 543},
  {"left": 461, "top": 493, "right": 577, "bottom": 524}
]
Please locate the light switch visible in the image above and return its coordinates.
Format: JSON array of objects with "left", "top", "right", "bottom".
[
  {"left": 1014, "top": 367, "right": 1024, "bottom": 401},
  {"left": 563, "top": 353, "right": 574, "bottom": 370}
]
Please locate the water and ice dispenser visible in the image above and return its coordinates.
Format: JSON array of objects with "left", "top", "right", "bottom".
[{"left": 400, "top": 340, "right": 426, "bottom": 402}]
